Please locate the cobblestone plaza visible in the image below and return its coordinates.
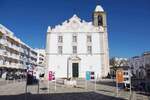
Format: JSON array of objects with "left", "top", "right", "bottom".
[{"left": 0, "top": 79, "right": 149, "bottom": 100}]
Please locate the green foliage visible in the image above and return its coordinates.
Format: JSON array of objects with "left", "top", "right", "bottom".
[{"left": 0, "top": 31, "right": 3, "bottom": 39}]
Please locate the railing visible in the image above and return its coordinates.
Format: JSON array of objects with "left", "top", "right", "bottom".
[
  {"left": 29, "top": 59, "right": 37, "bottom": 64},
  {"left": 0, "top": 39, "right": 4, "bottom": 44},
  {"left": 0, "top": 51, "right": 21, "bottom": 62},
  {"left": 19, "top": 48, "right": 24, "bottom": 53},
  {"left": 0, "top": 60, "right": 3, "bottom": 65},
  {"left": 0, "top": 50, "right": 4, "bottom": 55},
  {"left": 30, "top": 52, "right": 37, "bottom": 58},
  {"left": 11, "top": 54, "right": 20, "bottom": 60}
]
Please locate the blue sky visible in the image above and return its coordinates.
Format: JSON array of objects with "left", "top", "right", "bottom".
[{"left": 0, "top": 0, "right": 150, "bottom": 58}]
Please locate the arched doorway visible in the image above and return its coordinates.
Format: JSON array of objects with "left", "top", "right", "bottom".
[{"left": 67, "top": 56, "right": 81, "bottom": 78}]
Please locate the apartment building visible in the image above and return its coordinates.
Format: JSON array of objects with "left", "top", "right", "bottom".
[
  {"left": 35, "top": 49, "right": 45, "bottom": 67},
  {"left": 0, "top": 24, "right": 37, "bottom": 78},
  {"left": 128, "top": 56, "right": 144, "bottom": 79},
  {"left": 34, "top": 49, "right": 45, "bottom": 77},
  {"left": 128, "top": 54, "right": 149, "bottom": 79},
  {"left": 128, "top": 51, "right": 150, "bottom": 91}
]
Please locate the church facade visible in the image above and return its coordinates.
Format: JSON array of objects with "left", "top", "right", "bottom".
[{"left": 46, "top": 5, "right": 109, "bottom": 78}]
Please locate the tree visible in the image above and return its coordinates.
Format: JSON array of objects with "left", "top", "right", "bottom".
[
  {"left": 110, "top": 57, "right": 128, "bottom": 77},
  {"left": 110, "top": 58, "right": 118, "bottom": 72}
]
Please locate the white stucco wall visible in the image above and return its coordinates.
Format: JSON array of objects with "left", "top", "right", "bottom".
[
  {"left": 46, "top": 15, "right": 109, "bottom": 79},
  {"left": 48, "top": 55, "right": 101, "bottom": 78}
]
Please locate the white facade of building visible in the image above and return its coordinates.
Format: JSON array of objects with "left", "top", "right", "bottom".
[
  {"left": 0, "top": 24, "right": 38, "bottom": 70},
  {"left": 128, "top": 56, "right": 143, "bottom": 78},
  {"left": 123, "top": 69, "right": 131, "bottom": 86},
  {"left": 46, "top": 5, "right": 109, "bottom": 78},
  {"left": 35, "top": 49, "right": 45, "bottom": 67},
  {"left": 34, "top": 49, "right": 45, "bottom": 76},
  {"left": 128, "top": 52, "right": 150, "bottom": 79}
]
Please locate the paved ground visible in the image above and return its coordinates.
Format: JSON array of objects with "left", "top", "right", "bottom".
[
  {"left": 0, "top": 79, "right": 149, "bottom": 100},
  {"left": 132, "top": 91, "right": 150, "bottom": 100}
]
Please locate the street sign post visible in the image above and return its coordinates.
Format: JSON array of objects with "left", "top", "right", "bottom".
[
  {"left": 85, "top": 71, "right": 96, "bottom": 91},
  {"left": 116, "top": 70, "right": 124, "bottom": 97},
  {"left": 85, "top": 71, "right": 90, "bottom": 90},
  {"left": 48, "top": 71, "right": 56, "bottom": 93},
  {"left": 48, "top": 71, "right": 53, "bottom": 81},
  {"left": 129, "top": 70, "right": 132, "bottom": 95}
]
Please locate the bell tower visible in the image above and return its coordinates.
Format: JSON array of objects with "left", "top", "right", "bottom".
[
  {"left": 93, "top": 5, "right": 110, "bottom": 77},
  {"left": 93, "top": 5, "right": 107, "bottom": 27}
]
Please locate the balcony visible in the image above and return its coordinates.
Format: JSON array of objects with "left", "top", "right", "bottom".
[
  {"left": 30, "top": 52, "right": 37, "bottom": 59},
  {"left": 0, "top": 50, "right": 4, "bottom": 55},
  {"left": 19, "top": 48, "right": 24, "bottom": 53},
  {"left": 0, "top": 38, "right": 8, "bottom": 43},
  {"left": 4, "top": 41, "right": 20, "bottom": 52},
  {"left": 10, "top": 54, "right": 20, "bottom": 60},
  {"left": 8, "top": 63, "right": 21, "bottom": 69},
  {"left": 0, "top": 50, "right": 20, "bottom": 61},
  {"left": 9, "top": 45, "right": 20, "bottom": 52},
  {"left": 29, "top": 58, "right": 37, "bottom": 65}
]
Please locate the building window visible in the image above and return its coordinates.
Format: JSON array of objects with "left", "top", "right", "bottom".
[
  {"left": 73, "top": 46, "right": 77, "bottom": 54},
  {"left": 58, "top": 36, "right": 63, "bottom": 43},
  {"left": 87, "top": 46, "right": 92, "bottom": 54},
  {"left": 124, "top": 72, "right": 128, "bottom": 75},
  {"left": 58, "top": 46, "right": 62, "bottom": 54},
  {"left": 72, "top": 35, "right": 77, "bottom": 42},
  {"left": 124, "top": 78, "right": 129, "bottom": 81},
  {"left": 87, "top": 35, "right": 92, "bottom": 43}
]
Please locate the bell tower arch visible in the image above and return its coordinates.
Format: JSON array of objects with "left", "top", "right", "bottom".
[{"left": 93, "top": 5, "right": 106, "bottom": 28}]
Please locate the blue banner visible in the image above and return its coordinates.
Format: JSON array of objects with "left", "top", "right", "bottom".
[{"left": 86, "top": 71, "right": 91, "bottom": 80}]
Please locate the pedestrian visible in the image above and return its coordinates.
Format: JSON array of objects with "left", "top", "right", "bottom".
[{"left": 2, "top": 71, "right": 7, "bottom": 79}]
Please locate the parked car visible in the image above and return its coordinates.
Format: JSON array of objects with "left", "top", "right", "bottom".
[{"left": 6, "top": 73, "right": 14, "bottom": 80}]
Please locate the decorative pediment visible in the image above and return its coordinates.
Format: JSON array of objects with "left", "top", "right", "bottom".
[
  {"left": 48, "top": 14, "right": 104, "bottom": 33},
  {"left": 68, "top": 55, "right": 81, "bottom": 61}
]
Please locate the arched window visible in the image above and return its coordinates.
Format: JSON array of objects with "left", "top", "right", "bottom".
[{"left": 98, "top": 15, "right": 103, "bottom": 26}]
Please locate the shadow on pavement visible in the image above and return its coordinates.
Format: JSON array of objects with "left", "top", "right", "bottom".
[
  {"left": 0, "top": 92, "right": 126, "bottom": 100},
  {"left": 97, "top": 89, "right": 113, "bottom": 93},
  {"left": 96, "top": 80, "right": 116, "bottom": 87},
  {"left": 136, "top": 92, "right": 150, "bottom": 96},
  {"left": 40, "top": 87, "right": 48, "bottom": 91}
]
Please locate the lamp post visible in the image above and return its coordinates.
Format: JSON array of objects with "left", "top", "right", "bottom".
[
  {"left": 129, "top": 68, "right": 132, "bottom": 95},
  {"left": 23, "top": 56, "right": 28, "bottom": 100}
]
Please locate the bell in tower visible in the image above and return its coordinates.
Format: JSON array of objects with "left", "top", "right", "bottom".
[
  {"left": 98, "top": 15, "right": 103, "bottom": 26},
  {"left": 93, "top": 5, "right": 107, "bottom": 27}
]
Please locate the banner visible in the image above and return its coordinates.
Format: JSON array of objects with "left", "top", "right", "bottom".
[
  {"left": 49, "top": 71, "right": 55, "bottom": 81},
  {"left": 86, "top": 71, "right": 91, "bottom": 80},
  {"left": 86, "top": 71, "right": 95, "bottom": 80},
  {"left": 116, "top": 70, "right": 124, "bottom": 83},
  {"left": 90, "top": 71, "right": 95, "bottom": 80}
]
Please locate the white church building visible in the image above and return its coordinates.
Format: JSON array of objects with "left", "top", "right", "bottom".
[{"left": 46, "top": 5, "right": 109, "bottom": 78}]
